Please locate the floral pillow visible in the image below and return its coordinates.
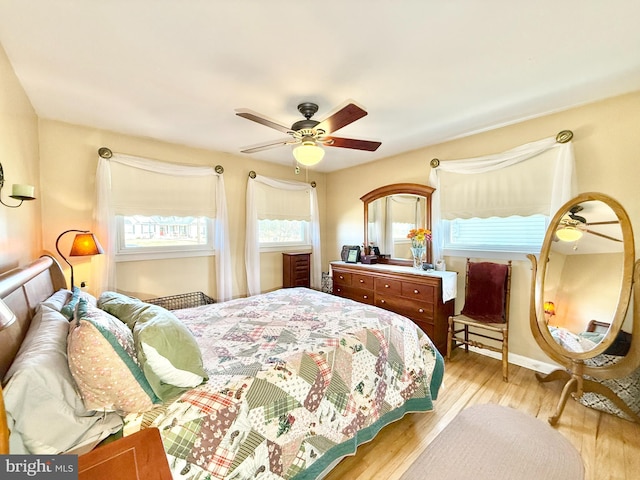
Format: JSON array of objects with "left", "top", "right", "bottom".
[{"left": 67, "top": 298, "right": 159, "bottom": 414}]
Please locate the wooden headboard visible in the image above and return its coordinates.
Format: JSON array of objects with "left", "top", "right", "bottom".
[
  {"left": 0, "top": 256, "right": 66, "bottom": 455},
  {"left": 0, "top": 256, "right": 67, "bottom": 379}
]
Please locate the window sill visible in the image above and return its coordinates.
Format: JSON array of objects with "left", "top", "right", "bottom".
[
  {"left": 115, "top": 249, "right": 215, "bottom": 262},
  {"left": 259, "top": 244, "right": 312, "bottom": 254}
]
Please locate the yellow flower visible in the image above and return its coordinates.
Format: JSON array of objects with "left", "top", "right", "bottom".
[{"left": 407, "top": 228, "right": 432, "bottom": 246}]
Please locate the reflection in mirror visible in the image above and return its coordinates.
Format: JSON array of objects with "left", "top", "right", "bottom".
[
  {"left": 367, "top": 195, "right": 427, "bottom": 260},
  {"left": 361, "top": 183, "right": 434, "bottom": 266},
  {"left": 544, "top": 199, "right": 625, "bottom": 353}
]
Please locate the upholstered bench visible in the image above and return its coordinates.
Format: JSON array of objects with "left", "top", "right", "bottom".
[{"left": 400, "top": 403, "right": 584, "bottom": 480}]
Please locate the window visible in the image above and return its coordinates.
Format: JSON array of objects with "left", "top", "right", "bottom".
[
  {"left": 107, "top": 160, "right": 218, "bottom": 262},
  {"left": 116, "top": 215, "right": 214, "bottom": 260},
  {"left": 443, "top": 214, "right": 548, "bottom": 254},
  {"left": 258, "top": 219, "right": 310, "bottom": 248},
  {"left": 254, "top": 182, "right": 312, "bottom": 251}
]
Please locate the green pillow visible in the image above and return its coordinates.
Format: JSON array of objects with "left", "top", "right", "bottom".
[{"left": 98, "top": 291, "right": 208, "bottom": 401}]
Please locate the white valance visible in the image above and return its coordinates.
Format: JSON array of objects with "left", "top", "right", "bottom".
[
  {"left": 109, "top": 157, "right": 217, "bottom": 217},
  {"left": 255, "top": 181, "right": 311, "bottom": 221},
  {"left": 428, "top": 135, "right": 577, "bottom": 261}
]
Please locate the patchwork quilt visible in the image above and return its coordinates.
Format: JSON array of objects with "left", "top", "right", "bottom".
[{"left": 123, "top": 288, "right": 444, "bottom": 479}]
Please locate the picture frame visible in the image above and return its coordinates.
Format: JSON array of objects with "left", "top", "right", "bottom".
[
  {"left": 346, "top": 247, "right": 360, "bottom": 263},
  {"left": 372, "top": 246, "right": 381, "bottom": 256},
  {"left": 341, "top": 245, "right": 360, "bottom": 262}
]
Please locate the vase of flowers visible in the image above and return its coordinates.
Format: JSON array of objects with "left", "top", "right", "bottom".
[{"left": 407, "top": 228, "right": 432, "bottom": 269}]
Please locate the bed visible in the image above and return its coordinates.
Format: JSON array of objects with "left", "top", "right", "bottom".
[{"left": 0, "top": 256, "right": 444, "bottom": 479}]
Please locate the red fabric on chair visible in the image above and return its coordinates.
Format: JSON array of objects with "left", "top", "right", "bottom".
[{"left": 460, "top": 262, "right": 509, "bottom": 323}]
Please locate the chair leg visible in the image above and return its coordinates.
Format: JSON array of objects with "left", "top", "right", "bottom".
[
  {"left": 446, "top": 317, "right": 453, "bottom": 361},
  {"left": 502, "top": 330, "right": 509, "bottom": 382},
  {"left": 464, "top": 325, "right": 469, "bottom": 353}
]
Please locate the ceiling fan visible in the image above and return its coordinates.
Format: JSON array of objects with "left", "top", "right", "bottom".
[
  {"left": 235, "top": 101, "right": 382, "bottom": 166},
  {"left": 556, "top": 205, "right": 621, "bottom": 242}
]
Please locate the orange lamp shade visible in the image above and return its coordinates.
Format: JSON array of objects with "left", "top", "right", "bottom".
[
  {"left": 69, "top": 233, "right": 104, "bottom": 257},
  {"left": 544, "top": 301, "right": 556, "bottom": 316}
]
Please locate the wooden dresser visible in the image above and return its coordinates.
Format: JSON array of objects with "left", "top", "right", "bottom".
[
  {"left": 283, "top": 252, "right": 311, "bottom": 288},
  {"left": 331, "top": 261, "right": 455, "bottom": 354}
]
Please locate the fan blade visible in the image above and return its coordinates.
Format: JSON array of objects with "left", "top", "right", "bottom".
[
  {"left": 240, "top": 138, "right": 297, "bottom": 154},
  {"left": 324, "top": 136, "right": 382, "bottom": 151},
  {"left": 235, "top": 108, "right": 292, "bottom": 134},
  {"left": 586, "top": 220, "right": 620, "bottom": 226},
  {"left": 585, "top": 229, "right": 622, "bottom": 242},
  {"left": 315, "top": 102, "right": 368, "bottom": 134}
]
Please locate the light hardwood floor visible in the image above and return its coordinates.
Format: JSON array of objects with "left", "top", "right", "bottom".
[{"left": 324, "top": 350, "right": 640, "bottom": 480}]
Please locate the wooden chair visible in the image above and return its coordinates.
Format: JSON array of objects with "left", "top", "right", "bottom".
[{"left": 447, "top": 258, "right": 512, "bottom": 381}]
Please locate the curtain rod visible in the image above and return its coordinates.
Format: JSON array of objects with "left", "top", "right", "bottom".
[
  {"left": 429, "top": 130, "right": 574, "bottom": 168},
  {"left": 97, "top": 147, "right": 224, "bottom": 173},
  {"left": 248, "top": 170, "right": 316, "bottom": 188}
]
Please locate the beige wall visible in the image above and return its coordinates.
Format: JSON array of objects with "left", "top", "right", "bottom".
[
  {"left": 37, "top": 120, "right": 326, "bottom": 299},
  {"left": 325, "top": 91, "right": 640, "bottom": 365},
  {"left": 0, "top": 43, "right": 41, "bottom": 271}
]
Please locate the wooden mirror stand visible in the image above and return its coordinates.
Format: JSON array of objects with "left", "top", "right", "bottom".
[{"left": 528, "top": 192, "right": 640, "bottom": 425}]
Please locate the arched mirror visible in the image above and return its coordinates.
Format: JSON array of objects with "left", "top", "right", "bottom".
[
  {"left": 529, "top": 192, "right": 640, "bottom": 424},
  {"left": 361, "top": 183, "right": 435, "bottom": 266}
]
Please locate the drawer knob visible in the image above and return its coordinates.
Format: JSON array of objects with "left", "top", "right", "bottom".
[
  {"left": 337, "top": 288, "right": 342, "bottom": 292},
  {"left": 385, "top": 284, "right": 390, "bottom": 288},
  {"left": 381, "top": 299, "right": 386, "bottom": 303},
  {"left": 339, "top": 275, "right": 344, "bottom": 280},
  {"left": 359, "top": 279, "right": 364, "bottom": 283},
  {"left": 363, "top": 295, "right": 368, "bottom": 299},
  {"left": 418, "top": 308, "right": 424, "bottom": 313},
  {"left": 414, "top": 289, "right": 419, "bottom": 294}
]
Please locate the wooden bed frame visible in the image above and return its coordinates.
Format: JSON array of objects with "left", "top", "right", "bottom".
[{"left": 0, "top": 256, "right": 67, "bottom": 454}]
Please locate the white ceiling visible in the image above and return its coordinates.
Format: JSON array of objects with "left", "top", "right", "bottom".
[{"left": 1, "top": 1, "right": 640, "bottom": 172}]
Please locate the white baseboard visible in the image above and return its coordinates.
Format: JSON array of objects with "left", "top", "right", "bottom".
[{"left": 466, "top": 346, "right": 559, "bottom": 374}]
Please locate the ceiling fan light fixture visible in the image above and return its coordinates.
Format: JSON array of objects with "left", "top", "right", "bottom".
[
  {"left": 556, "top": 225, "right": 583, "bottom": 242},
  {"left": 293, "top": 140, "right": 324, "bottom": 166}
]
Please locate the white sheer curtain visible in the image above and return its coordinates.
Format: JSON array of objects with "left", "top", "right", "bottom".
[
  {"left": 95, "top": 153, "right": 232, "bottom": 301},
  {"left": 428, "top": 136, "right": 577, "bottom": 261},
  {"left": 246, "top": 174, "right": 321, "bottom": 296}
]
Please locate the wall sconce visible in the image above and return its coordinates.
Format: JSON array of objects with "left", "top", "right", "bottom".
[
  {"left": 56, "top": 230, "right": 104, "bottom": 288},
  {"left": 0, "top": 162, "right": 36, "bottom": 208},
  {"left": 0, "top": 298, "right": 17, "bottom": 332}
]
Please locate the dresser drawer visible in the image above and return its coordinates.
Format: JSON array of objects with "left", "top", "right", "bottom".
[
  {"left": 375, "top": 277, "right": 402, "bottom": 296},
  {"left": 401, "top": 281, "right": 435, "bottom": 303},
  {"left": 333, "top": 270, "right": 352, "bottom": 286},
  {"left": 335, "top": 285, "right": 375, "bottom": 305},
  {"left": 376, "top": 295, "right": 434, "bottom": 323},
  {"left": 352, "top": 273, "right": 374, "bottom": 289}
]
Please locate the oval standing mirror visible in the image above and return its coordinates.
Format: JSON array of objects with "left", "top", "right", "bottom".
[
  {"left": 542, "top": 198, "right": 627, "bottom": 355},
  {"left": 361, "top": 183, "right": 435, "bottom": 266},
  {"left": 529, "top": 191, "right": 639, "bottom": 425}
]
